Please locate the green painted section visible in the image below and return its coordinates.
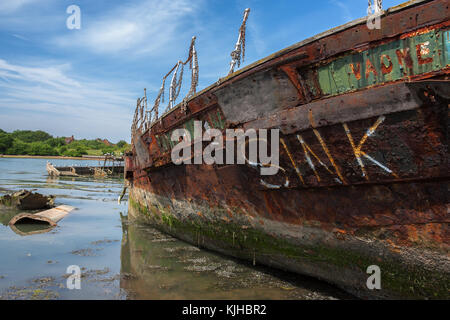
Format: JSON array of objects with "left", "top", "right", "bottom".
[
  {"left": 318, "top": 29, "right": 449, "bottom": 96},
  {"left": 209, "top": 111, "right": 225, "bottom": 130},
  {"left": 156, "top": 130, "right": 179, "bottom": 152},
  {"left": 183, "top": 119, "right": 195, "bottom": 140},
  {"left": 155, "top": 135, "right": 163, "bottom": 150},
  {"left": 155, "top": 111, "right": 225, "bottom": 153},
  {"left": 166, "top": 131, "right": 175, "bottom": 149},
  {"left": 444, "top": 30, "right": 450, "bottom": 65},
  {"left": 156, "top": 134, "right": 171, "bottom": 152}
]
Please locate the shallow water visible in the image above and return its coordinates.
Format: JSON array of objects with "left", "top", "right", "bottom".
[{"left": 0, "top": 158, "right": 352, "bottom": 300}]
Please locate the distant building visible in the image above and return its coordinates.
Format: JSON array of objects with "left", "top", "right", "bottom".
[
  {"left": 96, "top": 138, "right": 112, "bottom": 146},
  {"left": 64, "top": 135, "right": 74, "bottom": 144}
]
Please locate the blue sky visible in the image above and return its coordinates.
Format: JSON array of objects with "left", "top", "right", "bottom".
[{"left": 0, "top": 0, "right": 404, "bottom": 142}]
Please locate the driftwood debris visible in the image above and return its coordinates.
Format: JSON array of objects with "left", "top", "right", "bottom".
[
  {"left": 94, "top": 167, "right": 107, "bottom": 177},
  {"left": 0, "top": 190, "right": 55, "bottom": 210},
  {"left": 9, "top": 205, "right": 75, "bottom": 227},
  {"left": 46, "top": 162, "right": 78, "bottom": 177},
  {"left": 46, "top": 161, "right": 123, "bottom": 177},
  {"left": 118, "top": 185, "right": 128, "bottom": 204}
]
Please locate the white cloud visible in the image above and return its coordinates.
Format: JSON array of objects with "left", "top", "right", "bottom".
[
  {"left": 330, "top": 0, "right": 354, "bottom": 22},
  {"left": 55, "top": 0, "right": 201, "bottom": 56},
  {"left": 0, "top": 0, "right": 37, "bottom": 13},
  {"left": 11, "top": 34, "right": 29, "bottom": 41},
  {"left": 247, "top": 16, "right": 266, "bottom": 57},
  {"left": 0, "top": 59, "right": 80, "bottom": 89},
  {"left": 0, "top": 59, "right": 136, "bottom": 141}
]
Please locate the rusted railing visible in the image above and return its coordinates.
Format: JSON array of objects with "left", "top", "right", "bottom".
[
  {"left": 131, "top": 36, "right": 198, "bottom": 140},
  {"left": 229, "top": 8, "right": 250, "bottom": 75}
]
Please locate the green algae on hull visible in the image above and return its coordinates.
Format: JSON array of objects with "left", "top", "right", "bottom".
[{"left": 129, "top": 195, "right": 450, "bottom": 299}]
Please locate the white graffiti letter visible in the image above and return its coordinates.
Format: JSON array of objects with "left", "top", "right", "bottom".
[{"left": 343, "top": 116, "right": 398, "bottom": 180}]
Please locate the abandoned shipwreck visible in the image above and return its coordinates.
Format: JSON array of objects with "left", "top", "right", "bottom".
[{"left": 124, "top": 0, "right": 449, "bottom": 299}]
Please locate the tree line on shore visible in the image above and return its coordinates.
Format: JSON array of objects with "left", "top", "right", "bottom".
[{"left": 0, "top": 129, "right": 129, "bottom": 157}]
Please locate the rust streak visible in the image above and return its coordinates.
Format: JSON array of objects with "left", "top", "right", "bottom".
[{"left": 280, "top": 65, "right": 306, "bottom": 101}]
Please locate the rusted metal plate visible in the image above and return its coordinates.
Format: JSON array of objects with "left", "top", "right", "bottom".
[
  {"left": 132, "top": 134, "right": 151, "bottom": 168},
  {"left": 243, "top": 80, "right": 449, "bottom": 133},
  {"left": 214, "top": 68, "right": 300, "bottom": 125}
]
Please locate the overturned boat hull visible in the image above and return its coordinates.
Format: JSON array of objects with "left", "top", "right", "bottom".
[{"left": 126, "top": 0, "right": 449, "bottom": 299}]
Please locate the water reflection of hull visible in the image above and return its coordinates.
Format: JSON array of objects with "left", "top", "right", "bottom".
[
  {"left": 120, "top": 217, "right": 224, "bottom": 299},
  {"left": 120, "top": 216, "right": 217, "bottom": 299},
  {"left": 125, "top": 1, "right": 449, "bottom": 299}
]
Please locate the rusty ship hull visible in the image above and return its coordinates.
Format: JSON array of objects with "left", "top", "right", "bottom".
[{"left": 125, "top": 0, "right": 450, "bottom": 299}]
